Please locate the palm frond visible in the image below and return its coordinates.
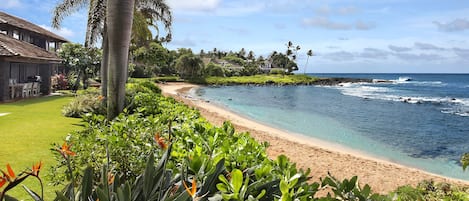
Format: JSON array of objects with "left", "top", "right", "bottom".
[
  {"left": 85, "top": 0, "right": 106, "bottom": 47},
  {"left": 52, "top": 0, "right": 89, "bottom": 28},
  {"left": 135, "top": 0, "right": 173, "bottom": 42}
]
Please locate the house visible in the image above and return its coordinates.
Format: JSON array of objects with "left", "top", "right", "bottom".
[{"left": 0, "top": 11, "right": 67, "bottom": 102}]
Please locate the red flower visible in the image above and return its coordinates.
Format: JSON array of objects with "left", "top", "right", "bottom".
[
  {"left": 154, "top": 133, "right": 168, "bottom": 150},
  {"left": 58, "top": 142, "right": 76, "bottom": 158},
  {"left": 0, "top": 176, "right": 6, "bottom": 188},
  {"left": 32, "top": 161, "right": 42, "bottom": 176},
  {"left": 5, "top": 163, "right": 15, "bottom": 181},
  {"left": 183, "top": 178, "right": 197, "bottom": 198}
]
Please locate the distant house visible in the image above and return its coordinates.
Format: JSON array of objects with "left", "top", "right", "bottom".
[{"left": 0, "top": 11, "right": 67, "bottom": 102}]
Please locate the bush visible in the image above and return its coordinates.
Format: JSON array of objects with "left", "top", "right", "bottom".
[
  {"left": 223, "top": 55, "right": 245, "bottom": 66},
  {"left": 62, "top": 89, "right": 105, "bottom": 118},
  {"left": 51, "top": 74, "right": 69, "bottom": 91},
  {"left": 204, "top": 62, "right": 224, "bottom": 77},
  {"left": 154, "top": 76, "right": 180, "bottom": 82},
  {"left": 270, "top": 68, "right": 286, "bottom": 75}
]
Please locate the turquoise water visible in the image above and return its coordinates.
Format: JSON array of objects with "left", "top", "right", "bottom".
[{"left": 195, "top": 74, "right": 469, "bottom": 180}]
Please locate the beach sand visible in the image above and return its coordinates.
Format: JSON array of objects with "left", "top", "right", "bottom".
[{"left": 158, "top": 82, "right": 469, "bottom": 194}]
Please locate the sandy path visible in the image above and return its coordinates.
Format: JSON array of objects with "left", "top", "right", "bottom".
[{"left": 158, "top": 82, "right": 469, "bottom": 194}]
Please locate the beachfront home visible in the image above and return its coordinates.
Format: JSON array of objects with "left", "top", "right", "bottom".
[{"left": 0, "top": 11, "right": 67, "bottom": 102}]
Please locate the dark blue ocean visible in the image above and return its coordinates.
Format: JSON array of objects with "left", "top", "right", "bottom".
[{"left": 194, "top": 74, "right": 469, "bottom": 180}]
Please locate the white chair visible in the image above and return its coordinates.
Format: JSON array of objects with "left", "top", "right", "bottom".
[
  {"left": 32, "top": 82, "right": 40, "bottom": 96},
  {"left": 22, "top": 83, "right": 32, "bottom": 98}
]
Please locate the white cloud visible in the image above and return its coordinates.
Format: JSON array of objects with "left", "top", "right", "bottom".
[
  {"left": 170, "top": 38, "right": 197, "bottom": 47},
  {"left": 1, "top": 0, "right": 21, "bottom": 9},
  {"left": 167, "top": 0, "right": 264, "bottom": 16},
  {"left": 355, "top": 20, "right": 375, "bottom": 30},
  {"left": 302, "top": 17, "right": 351, "bottom": 30},
  {"left": 315, "top": 5, "right": 358, "bottom": 16},
  {"left": 433, "top": 19, "right": 469, "bottom": 32},
  {"left": 393, "top": 53, "right": 444, "bottom": 61},
  {"left": 39, "top": 25, "right": 74, "bottom": 39},
  {"left": 302, "top": 17, "right": 375, "bottom": 31},
  {"left": 414, "top": 42, "right": 445, "bottom": 51},
  {"left": 337, "top": 6, "right": 358, "bottom": 15},
  {"left": 167, "top": 0, "right": 221, "bottom": 12},
  {"left": 453, "top": 48, "right": 469, "bottom": 59},
  {"left": 388, "top": 45, "right": 412, "bottom": 52},
  {"left": 322, "top": 51, "right": 355, "bottom": 61},
  {"left": 360, "top": 48, "right": 389, "bottom": 59}
]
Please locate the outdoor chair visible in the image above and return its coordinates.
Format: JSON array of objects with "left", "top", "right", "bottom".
[
  {"left": 22, "top": 83, "right": 32, "bottom": 98},
  {"left": 32, "top": 82, "right": 40, "bottom": 96}
]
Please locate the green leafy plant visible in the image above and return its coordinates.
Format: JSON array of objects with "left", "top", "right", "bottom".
[
  {"left": 320, "top": 173, "right": 389, "bottom": 201},
  {"left": 62, "top": 93, "right": 106, "bottom": 118}
]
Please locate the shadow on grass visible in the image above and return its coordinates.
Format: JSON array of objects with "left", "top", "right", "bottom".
[{"left": 1, "top": 95, "right": 69, "bottom": 107}]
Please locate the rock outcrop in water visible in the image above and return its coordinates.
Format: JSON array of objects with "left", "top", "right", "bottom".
[{"left": 311, "top": 77, "right": 374, "bottom": 86}]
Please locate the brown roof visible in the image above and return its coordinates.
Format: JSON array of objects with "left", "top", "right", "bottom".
[
  {"left": 0, "top": 33, "right": 61, "bottom": 62},
  {"left": 0, "top": 11, "right": 68, "bottom": 42}
]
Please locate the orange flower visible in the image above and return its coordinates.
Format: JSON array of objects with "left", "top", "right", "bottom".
[
  {"left": 58, "top": 142, "right": 76, "bottom": 157},
  {"left": 107, "top": 172, "right": 115, "bottom": 185},
  {"left": 154, "top": 133, "right": 168, "bottom": 150},
  {"left": 6, "top": 163, "right": 15, "bottom": 180},
  {"left": 0, "top": 176, "right": 6, "bottom": 188},
  {"left": 97, "top": 95, "right": 105, "bottom": 101},
  {"left": 32, "top": 161, "right": 42, "bottom": 176},
  {"left": 183, "top": 178, "right": 197, "bottom": 198}
]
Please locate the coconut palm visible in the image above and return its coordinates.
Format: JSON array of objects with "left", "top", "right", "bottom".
[
  {"left": 304, "top": 49, "right": 314, "bottom": 74},
  {"left": 52, "top": 0, "right": 172, "bottom": 119},
  {"left": 106, "top": 0, "right": 135, "bottom": 119}
]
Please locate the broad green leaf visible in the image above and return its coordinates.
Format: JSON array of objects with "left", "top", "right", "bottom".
[
  {"left": 81, "top": 167, "right": 94, "bottom": 201},
  {"left": 280, "top": 180, "right": 289, "bottom": 195},
  {"left": 231, "top": 169, "right": 243, "bottom": 193}
]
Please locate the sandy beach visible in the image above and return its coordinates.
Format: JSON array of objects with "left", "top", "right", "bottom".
[{"left": 158, "top": 82, "right": 469, "bottom": 194}]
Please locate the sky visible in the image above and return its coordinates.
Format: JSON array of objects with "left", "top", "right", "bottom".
[{"left": 1, "top": 0, "right": 469, "bottom": 73}]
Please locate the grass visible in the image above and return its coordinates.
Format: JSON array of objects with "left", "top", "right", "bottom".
[
  {"left": 0, "top": 96, "right": 82, "bottom": 200},
  {"left": 192, "top": 74, "right": 319, "bottom": 85}
]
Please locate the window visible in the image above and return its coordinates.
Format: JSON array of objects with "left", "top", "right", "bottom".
[{"left": 13, "top": 30, "right": 19, "bottom": 39}]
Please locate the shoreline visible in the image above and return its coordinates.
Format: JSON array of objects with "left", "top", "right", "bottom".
[{"left": 158, "top": 82, "right": 469, "bottom": 193}]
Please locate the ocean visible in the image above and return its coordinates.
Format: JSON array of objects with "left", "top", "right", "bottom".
[{"left": 194, "top": 74, "right": 469, "bottom": 180}]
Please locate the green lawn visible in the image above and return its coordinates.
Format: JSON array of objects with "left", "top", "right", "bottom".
[{"left": 0, "top": 96, "right": 81, "bottom": 200}]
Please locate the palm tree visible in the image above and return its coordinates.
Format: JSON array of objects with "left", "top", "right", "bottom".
[
  {"left": 106, "top": 0, "right": 135, "bottom": 119},
  {"left": 52, "top": 0, "right": 172, "bottom": 119},
  {"left": 304, "top": 49, "right": 313, "bottom": 74}
]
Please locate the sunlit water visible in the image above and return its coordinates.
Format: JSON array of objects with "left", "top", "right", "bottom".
[{"left": 195, "top": 74, "right": 469, "bottom": 180}]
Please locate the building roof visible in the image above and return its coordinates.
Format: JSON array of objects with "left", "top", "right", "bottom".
[
  {"left": 0, "top": 11, "right": 68, "bottom": 42},
  {"left": 0, "top": 33, "right": 61, "bottom": 62}
]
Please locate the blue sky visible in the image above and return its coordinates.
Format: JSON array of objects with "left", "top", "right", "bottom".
[{"left": 2, "top": 0, "right": 469, "bottom": 73}]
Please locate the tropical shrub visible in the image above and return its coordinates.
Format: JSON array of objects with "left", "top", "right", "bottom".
[
  {"left": 51, "top": 74, "right": 69, "bottom": 91},
  {"left": 223, "top": 55, "right": 245, "bottom": 66},
  {"left": 62, "top": 90, "right": 105, "bottom": 118},
  {"left": 270, "top": 68, "right": 286, "bottom": 75},
  {"left": 205, "top": 62, "right": 225, "bottom": 77}
]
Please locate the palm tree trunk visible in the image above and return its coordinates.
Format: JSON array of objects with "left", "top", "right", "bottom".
[
  {"left": 106, "top": 0, "right": 135, "bottom": 120},
  {"left": 100, "top": 24, "right": 109, "bottom": 97},
  {"left": 303, "top": 56, "right": 310, "bottom": 74}
]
